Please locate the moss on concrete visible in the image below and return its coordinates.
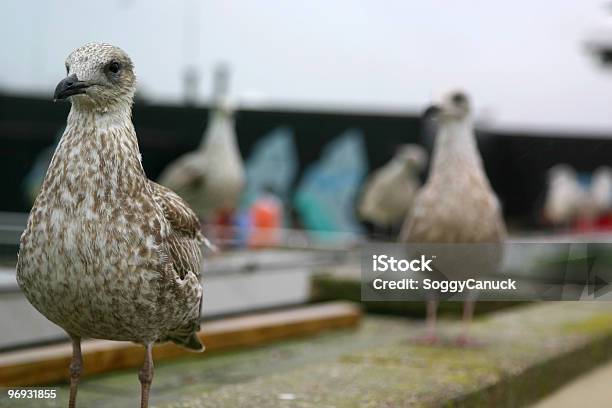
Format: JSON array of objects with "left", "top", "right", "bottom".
[
  {"left": 562, "top": 313, "right": 612, "bottom": 335},
  {"left": 1, "top": 317, "right": 413, "bottom": 408},
  {"left": 166, "top": 303, "right": 612, "bottom": 408},
  {"left": 8, "top": 303, "right": 612, "bottom": 408}
]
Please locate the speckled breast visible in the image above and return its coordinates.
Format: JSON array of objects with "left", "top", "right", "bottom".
[{"left": 16, "top": 204, "right": 184, "bottom": 343}]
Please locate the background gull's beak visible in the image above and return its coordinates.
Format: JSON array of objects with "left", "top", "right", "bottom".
[
  {"left": 422, "top": 104, "right": 442, "bottom": 120},
  {"left": 53, "top": 74, "right": 90, "bottom": 101}
]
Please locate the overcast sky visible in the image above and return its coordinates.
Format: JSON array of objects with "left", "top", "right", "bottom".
[{"left": 1, "top": 0, "right": 612, "bottom": 132}]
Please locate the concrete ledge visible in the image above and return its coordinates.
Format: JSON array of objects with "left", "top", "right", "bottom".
[
  {"left": 0, "top": 301, "right": 361, "bottom": 387},
  {"left": 458, "top": 333, "right": 612, "bottom": 407},
  {"left": 166, "top": 302, "right": 612, "bottom": 407}
]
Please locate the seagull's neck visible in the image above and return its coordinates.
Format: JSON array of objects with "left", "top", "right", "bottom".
[
  {"left": 399, "top": 160, "right": 418, "bottom": 173},
  {"left": 199, "top": 109, "right": 237, "bottom": 150},
  {"left": 66, "top": 103, "right": 134, "bottom": 130},
  {"left": 43, "top": 105, "right": 148, "bottom": 202},
  {"left": 429, "top": 117, "right": 487, "bottom": 181}
]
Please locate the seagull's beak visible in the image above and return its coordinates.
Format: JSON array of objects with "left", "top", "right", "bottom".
[
  {"left": 53, "top": 74, "right": 90, "bottom": 102},
  {"left": 422, "top": 104, "right": 442, "bottom": 120}
]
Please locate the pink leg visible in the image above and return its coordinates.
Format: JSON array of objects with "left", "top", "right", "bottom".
[
  {"left": 456, "top": 300, "right": 476, "bottom": 346},
  {"left": 139, "top": 343, "right": 154, "bottom": 408},
  {"left": 419, "top": 299, "right": 439, "bottom": 344},
  {"left": 68, "top": 335, "right": 82, "bottom": 408}
]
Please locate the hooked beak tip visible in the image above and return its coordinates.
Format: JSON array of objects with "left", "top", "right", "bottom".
[
  {"left": 53, "top": 74, "right": 89, "bottom": 101},
  {"left": 422, "top": 105, "right": 442, "bottom": 120}
]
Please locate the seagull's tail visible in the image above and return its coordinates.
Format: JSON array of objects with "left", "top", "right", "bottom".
[
  {"left": 202, "top": 235, "right": 219, "bottom": 253},
  {"left": 197, "top": 230, "right": 219, "bottom": 253},
  {"left": 162, "top": 319, "right": 205, "bottom": 352},
  {"left": 169, "top": 332, "right": 205, "bottom": 352}
]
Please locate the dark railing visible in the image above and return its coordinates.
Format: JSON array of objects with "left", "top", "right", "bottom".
[{"left": 2, "top": 93, "right": 612, "bottom": 225}]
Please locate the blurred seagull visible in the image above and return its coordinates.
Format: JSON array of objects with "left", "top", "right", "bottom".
[
  {"left": 358, "top": 144, "right": 427, "bottom": 236},
  {"left": 590, "top": 166, "right": 612, "bottom": 218},
  {"left": 400, "top": 90, "right": 506, "bottom": 346},
  {"left": 22, "top": 127, "right": 64, "bottom": 205},
  {"left": 17, "top": 43, "right": 204, "bottom": 408},
  {"left": 158, "top": 64, "right": 245, "bottom": 225},
  {"left": 542, "top": 164, "right": 584, "bottom": 229}
]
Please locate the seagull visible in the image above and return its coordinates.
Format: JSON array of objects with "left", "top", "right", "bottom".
[
  {"left": 542, "top": 164, "right": 584, "bottom": 229},
  {"left": 16, "top": 43, "right": 204, "bottom": 408},
  {"left": 358, "top": 144, "right": 427, "bottom": 237},
  {"left": 399, "top": 90, "right": 506, "bottom": 346},
  {"left": 589, "top": 166, "right": 612, "bottom": 219},
  {"left": 158, "top": 64, "right": 245, "bottom": 225}
]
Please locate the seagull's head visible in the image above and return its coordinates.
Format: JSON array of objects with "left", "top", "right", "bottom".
[
  {"left": 547, "top": 164, "right": 577, "bottom": 183},
  {"left": 423, "top": 90, "right": 471, "bottom": 122},
  {"left": 54, "top": 43, "right": 136, "bottom": 110},
  {"left": 395, "top": 144, "right": 428, "bottom": 170}
]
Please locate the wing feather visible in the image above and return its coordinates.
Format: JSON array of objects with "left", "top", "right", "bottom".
[
  {"left": 149, "top": 181, "right": 205, "bottom": 351},
  {"left": 149, "top": 181, "right": 203, "bottom": 278}
]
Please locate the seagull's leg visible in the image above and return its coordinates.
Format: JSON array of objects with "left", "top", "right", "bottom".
[
  {"left": 456, "top": 299, "right": 476, "bottom": 347},
  {"left": 457, "top": 285, "right": 485, "bottom": 347},
  {"left": 139, "top": 343, "right": 154, "bottom": 408},
  {"left": 68, "top": 335, "right": 82, "bottom": 408},
  {"left": 422, "top": 299, "right": 439, "bottom": 344}
]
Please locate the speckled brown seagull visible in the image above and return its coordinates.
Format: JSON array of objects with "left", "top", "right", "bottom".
[
  {"left": 400, "top": 90, "right": 506, "bottom": 346},
  {"left": 358, "top": 144, "right": 428, "bottom": 234},
  {"left": 158, "top": 64, "right": 245, "bottom": 222},
  {"left": 16, "top": 43, "right": 204, "bottom": 408}
]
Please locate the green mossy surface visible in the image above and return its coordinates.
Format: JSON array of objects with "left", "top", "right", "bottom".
[
  {"left": 0, "top": 317, "right": 410, "bottom": 408},
  {"left": 165, "top": 303, "right": 612, "bottom": 408},
  {"left": 4, "top": 303, "right": 612, "bottom": 408},
  {"left": 562, "top": 313, "right": 612, "bottom": 335}
]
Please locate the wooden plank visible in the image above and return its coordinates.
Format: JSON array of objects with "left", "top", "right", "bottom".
[{"left": 0, "top": 301, "right": 361, "bottom": 386}]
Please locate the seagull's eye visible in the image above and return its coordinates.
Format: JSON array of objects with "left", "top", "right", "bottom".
[
  {"left": 108, "top": 61, "right": 121, "bottom": 74},
  {"left": 451, "top": 93, "right": 467, "bottom": 105}
]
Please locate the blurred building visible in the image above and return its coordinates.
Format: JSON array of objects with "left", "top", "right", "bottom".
[{"left": 2, "top": 93, "right": 612, "bottom": 229}]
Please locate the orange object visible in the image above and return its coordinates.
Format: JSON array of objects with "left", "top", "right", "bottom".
[{"left": 249, "top": 195, "right": 283, "bottom": 247}]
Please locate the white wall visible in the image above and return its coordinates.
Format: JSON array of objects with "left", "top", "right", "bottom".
[{"left": 1, "top": 0, "right": 610, "bottom": 132}]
